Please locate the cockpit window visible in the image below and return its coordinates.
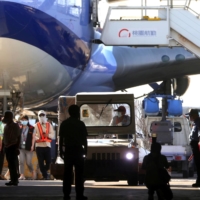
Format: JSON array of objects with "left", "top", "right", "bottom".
[
  {"left": 67, "top": 6, "right": 81, "bottom": 17},
  {"left": 57, "top": 0, "right": 82, "bottom": 16},
  {"left": 80, "top": 104, "right": 131, "bottom": 127}
]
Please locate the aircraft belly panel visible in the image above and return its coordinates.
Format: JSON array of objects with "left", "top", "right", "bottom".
[{"left": 112, "top": 47, "right": 200, "bottom": 89}]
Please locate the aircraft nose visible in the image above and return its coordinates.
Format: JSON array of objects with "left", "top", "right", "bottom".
[
  {"left": 0, "top": 0, "right": 94, "bottom": 107},
  {"left": 0, "top": 1, "right": 91, "bottom": 68}
]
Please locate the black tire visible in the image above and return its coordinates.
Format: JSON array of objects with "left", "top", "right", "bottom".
[
  {"left": 138, "top": 174, "right": 145, "bottom": 185},
  {"left": 71, "top": 171, "right": 75, "bottom": 185},
  {"left": 189, "top": 170, "right": 194, "bottom": 177},
  {"left": 182, "top": 170, "right": 188, "bottom": 178},
  {"left": 127, "top": 173, "right": 138, "bottom": 186}
]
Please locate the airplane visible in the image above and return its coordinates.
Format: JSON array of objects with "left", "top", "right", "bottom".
[{"left": 0, "top": 0, "right": 200, "bottom": 112}]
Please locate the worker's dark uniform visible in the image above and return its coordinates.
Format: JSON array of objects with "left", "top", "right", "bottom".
[
  {"left": 59, "top": 117, "right": 88, "bottom": 199},
  {"left": 189, "top": 118, "right": 200, "bottom": 184},
  {"left": 142, "top": 153, "right": 172, "bottom": 200}
]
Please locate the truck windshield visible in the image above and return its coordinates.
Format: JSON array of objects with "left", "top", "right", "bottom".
[{"left": 80, "top": 103, "right": 131, "bottom": 127}]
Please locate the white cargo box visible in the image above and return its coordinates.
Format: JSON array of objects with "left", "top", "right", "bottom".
[
  {"left": 161, "top": 145, "right": 186, "bottom": 161},
  {"left": 100, "top": 6, "right": 170, "bottom": 46}
]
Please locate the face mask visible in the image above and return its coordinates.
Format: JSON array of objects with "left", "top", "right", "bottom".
[
  {"left": 39, "top": 116, "right": 47, "bottom": 123},
  {"left": 21, "top": 121, "right": 28, "bottom": 126},
  {"left": 117, "top": 112, "right": 122, "bottom": 117},
  {"left": 0, "top": 121, "right": 2, "bottom": 125}
]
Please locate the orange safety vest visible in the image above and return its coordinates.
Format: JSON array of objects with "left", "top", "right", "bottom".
[{"left": 36, "top": 122, "right": 52, "bottom": 143}]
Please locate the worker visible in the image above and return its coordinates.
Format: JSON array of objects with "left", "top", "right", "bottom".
[
  {"left": 3, "top": 111, "right": 20, "bottom": 186},
  {"left": 188, "top": 109, "right": 200, "bottom": 187},
  {"left": 0, "top": 115, "right": 5, "bottom": 180},
  {"left": 108, "top": 105, "right": 130, "bottom": 139},
  {"left": 34, "top": 110, "right": 55, "bottom": 180},
  {"left": 59, "top": 105, "right": 88, "bottom": 200},
  {"left": 18, "top": 115, "right": 36, "bottom": 180},
  {"left": 110, "top": 106, "right": 130, "bottom": 126},
  {"left": 142, "top": 142, "right": 173, "bottom": 200}
]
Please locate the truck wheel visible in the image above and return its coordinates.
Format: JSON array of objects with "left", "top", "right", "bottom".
[
  {"left": 138, "top": 174, "right": 145, "bottom": 185},
  {"left": 182, "top": 170, "right": 188, "bottom": 178},
  {"left": 189, "top": 170, "right": 194, "bottom": 177},
  {"left": 127, "top": 173, "right": 138, "bottom": 186},
  {"left": 71, "top": 171, "right": 75, "bottom": 185}
]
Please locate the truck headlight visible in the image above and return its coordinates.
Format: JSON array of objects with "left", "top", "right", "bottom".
[{"left": 126, "top": 152, "right": 134, "bottom": 160}]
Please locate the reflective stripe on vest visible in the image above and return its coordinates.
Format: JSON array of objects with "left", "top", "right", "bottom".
[{"left": 36, "top": 122, "right": 52, "bottom": 143}]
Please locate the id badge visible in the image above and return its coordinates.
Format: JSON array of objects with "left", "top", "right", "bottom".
[{"left": 23, "top": 141, "right": 26, "bottom": 145}]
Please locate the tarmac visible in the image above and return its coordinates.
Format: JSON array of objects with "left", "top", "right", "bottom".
[{"left": 0, "top": 176, "right": 200, "bottom": 200}]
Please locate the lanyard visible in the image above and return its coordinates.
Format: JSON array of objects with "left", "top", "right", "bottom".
[
  {"left": 0, "top": 124, "right": 4, "bottom": 135},
  {"left": 22, "top": 127, "right": 28, "bottom": 142}
]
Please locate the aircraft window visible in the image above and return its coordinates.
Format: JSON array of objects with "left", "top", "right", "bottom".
[
  {"left": 174, "top": 122, "right": 182, "bottom": 132},
  {"left": 161, "top": 55, "right": 170, "bottom": 63},
  {"left": 68, "top": 0, "right": 81, "bottom": 6},
  {"left": 57, "top": 0, "right": 66, "bottom": 6},
  {"left": 80, "top": 104, "right": 131, "bottom": 127},
  {"left": 57, "top": 0, "right": 82, "bottom": 15},
  {"left": 57, "top": 0, "right": 81, "bottom": 6},
  {"left": 175, "top": 54, "right": 185, "bottom": 61},
  {"left": 67, "top": 6, "right": 81, "bottom": 17}
]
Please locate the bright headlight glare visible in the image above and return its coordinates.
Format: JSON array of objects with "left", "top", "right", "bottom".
[{"left": 126, "top": 152, "right": 134, "bottom": 160}]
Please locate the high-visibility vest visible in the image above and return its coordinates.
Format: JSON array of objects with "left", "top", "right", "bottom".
[{"left": 36, "top": 122, "right": 52, "bottom": 143}]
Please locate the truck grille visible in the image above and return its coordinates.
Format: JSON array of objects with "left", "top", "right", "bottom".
[{"left": 92, "top": 153, "right": 120, "bottom": 160}]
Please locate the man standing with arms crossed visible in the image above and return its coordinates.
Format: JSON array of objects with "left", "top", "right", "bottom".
[
  {"left": 59, "top": 105, "right": 88, "bottom": 200},
  {"left": 34, "top": 110, "right": 55, "bottom": 180}
]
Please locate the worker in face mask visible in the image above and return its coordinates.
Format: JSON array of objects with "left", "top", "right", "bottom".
[
  {"left": 110, "top": 106, "right": 130, "bottom": 126},
  {"left": 105, "top": 106, "right": 131, "bottom": 139},
  {"left": 39, "top": 113, "right": 47, "bottom": 124},
  {"left": 34, "top": 110, "right": 55, "bottom": 180},
  {"left": 18, "top": 115, "right": 36, "bottom": 180}
]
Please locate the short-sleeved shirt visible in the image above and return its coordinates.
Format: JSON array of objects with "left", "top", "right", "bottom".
[
  {"left": 59, "top": 117, "right": 88, "bottom": 147},
  {"left": 110, "top": 115, "right": 130, "bottom": 126}
]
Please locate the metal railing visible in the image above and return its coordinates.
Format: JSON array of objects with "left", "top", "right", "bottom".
[
  {"left": 141, "top": 0, "right": 200, "bottom": 19},
  {"left": 184, "top": 0, "right": 200, "bottom": 18}
]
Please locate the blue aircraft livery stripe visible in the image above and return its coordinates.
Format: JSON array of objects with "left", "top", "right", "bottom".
[{"left": 0, "top": 1, "right": 91, "bottom": 68}]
